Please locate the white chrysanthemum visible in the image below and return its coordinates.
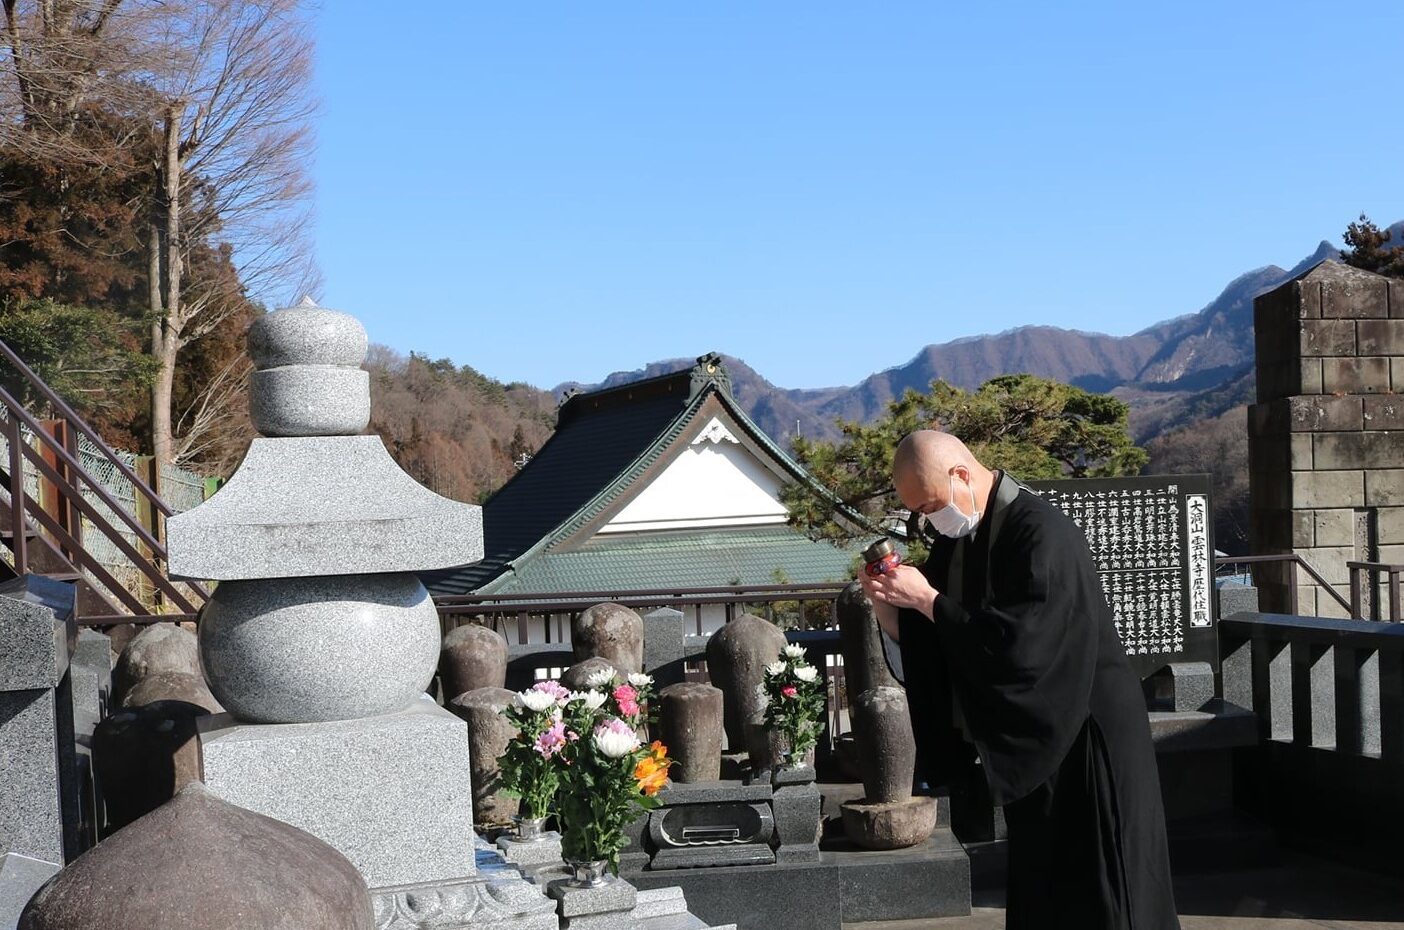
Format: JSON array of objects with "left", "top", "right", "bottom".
[
  {"left": 585, "top": 668, "right": 616, "bottom": 689},
  {"left": 516, "top": 689, "right": 558, "bottom": 712},
  {"left": 794, "top": 666, "right": 819, "bottom": 683},
  {"left": 627, "top": 672, "right": 654, "bottom": 688},
  {"left": 764, "top": 660, "right": 788, "bottom": 677},
  {"left": 570, "top": 690, "right": 608, "bottom": 711},
  {"left": 593, "top": 720, "right": 642, "bottom": 758},
  {"left": 783, "top": 644, "right": 805, "bottom": 659}
]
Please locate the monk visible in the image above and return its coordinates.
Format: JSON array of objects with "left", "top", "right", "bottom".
[{"left": 859, "top": 430, "right": 1179, "bottom": 930}]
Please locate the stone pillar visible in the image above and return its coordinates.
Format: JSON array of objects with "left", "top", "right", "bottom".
[
  {"left": 0, "top": 592, "right": 74, "bottom": 920},
  {"left": 173, "top": 300, "right": 556, "bottom": 930},
  {"left": 835, "top": 581, "right": 899, "bottom": 704},
  {"left": 642, "top": 607, "right": 687, "bottom": 690},
  {"left": 657, "top": 682, "right": 723, "bottom": 783},
  {"left": 1249, "top": 261, "right": 1404, "bottom": 617},
  {"left": 447, "top": 687, "right": 519, "bottom": 827}
]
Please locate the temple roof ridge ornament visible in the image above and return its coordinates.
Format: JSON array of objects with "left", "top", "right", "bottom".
[{"left": 689, "top": 351, "right": 731, "bottom": 400}]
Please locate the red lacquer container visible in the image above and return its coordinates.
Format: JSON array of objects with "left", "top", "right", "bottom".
[{"left": 862, "top": 538, "right": 902, "bottom": 577}]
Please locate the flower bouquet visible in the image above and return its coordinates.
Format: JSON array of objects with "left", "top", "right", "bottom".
[
  {"left": 499, "top": 680, "right": 572, "bottom": 835},
  {"left": 760, "top": 644, "right": 825, "bottom": 768},
  {"left": 554, "top": 669, "right": 671, "bottom": 880}
]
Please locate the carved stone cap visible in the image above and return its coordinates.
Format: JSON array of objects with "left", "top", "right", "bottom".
[
  {"left": 19, "top": 783, "right": 374, "bottom": 930},
  {"left": 248, "top": 297, "right": 369, "bottom": 370}
]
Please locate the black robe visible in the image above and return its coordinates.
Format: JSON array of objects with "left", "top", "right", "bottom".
[{"left": 896, "top": 472, "right": 1179, "bottom": 930}]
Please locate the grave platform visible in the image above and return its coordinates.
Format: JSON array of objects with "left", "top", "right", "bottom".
[{"left": 618, "top": 778, "right": 969, "bottom": 930}]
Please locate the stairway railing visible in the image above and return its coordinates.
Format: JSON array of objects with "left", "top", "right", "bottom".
[{"left": 0, "top": 339, "right": 208, "bottom": 624}]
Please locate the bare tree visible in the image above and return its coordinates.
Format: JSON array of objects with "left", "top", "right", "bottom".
[
  {"left": 2, "top": 0, "right": 317, "bottom": 473},
  {"left": 142, "top": 0, "right": 317, "bottom": 469}
]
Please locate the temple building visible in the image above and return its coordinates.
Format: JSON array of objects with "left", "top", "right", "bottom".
[{"left": 422, "top": 354, "right": 864, "bottom": 623}]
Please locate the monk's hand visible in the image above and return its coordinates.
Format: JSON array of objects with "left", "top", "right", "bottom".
[{"left": 866, "top": 564, "right": 940, "bottom": 621}]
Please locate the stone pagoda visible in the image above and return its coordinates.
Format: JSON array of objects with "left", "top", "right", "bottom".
[{"left": 169, "top": 299, "right": 558, "bottom": 928}]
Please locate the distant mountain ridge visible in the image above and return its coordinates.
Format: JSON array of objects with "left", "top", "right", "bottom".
[{"left": 555, "top": 222, "right": 1403, "bottom": 447}]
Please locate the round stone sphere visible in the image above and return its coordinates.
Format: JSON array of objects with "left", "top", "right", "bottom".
[
  {"left": 561, "top": 656, "right": 620, "bottom": 692},
  {"left": 199, "top": 573, "right": 440, "bottom": 724},
  {"left": 19, "top": 783, "right": 375, "bottom": 930},
  {"left": 249, "top": 366, "right": 371, "bottom": 437},
  {"left": 247, "top": 301, "right": 368, "bottom": 369},
  {"left": 440, "top": 624, "right": 508, "bottom": 699}
]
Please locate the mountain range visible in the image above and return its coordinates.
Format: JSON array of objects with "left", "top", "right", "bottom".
[{"left": 556, "top": 224, "right": 1404, "bottom": 447}]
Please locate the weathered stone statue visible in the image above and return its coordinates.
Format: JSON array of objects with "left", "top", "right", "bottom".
[
  {"left": 448, "top": 687, "right": 519, "bottom": 826},
  {"left": 836, "top": 585, "right": 936, "bottom": 849},
  {"left": 18, "top": 783, "right": 375, "bottom": 929},
  {"left": 704, "top": 613, "right": 786, "bottom": 757},
  {"left": 835, "top": 581, "right": 899, "bottom": 701},
  {"left": 658, "top": 682, "right": 723, "bottom": 783},
  {"left": 441, "top": 624, "right": 508, "bottom": 699},
  {"left": 572, "top": 602, "right": 644, "bottom": 675}
]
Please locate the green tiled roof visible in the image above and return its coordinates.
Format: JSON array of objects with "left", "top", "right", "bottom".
[
  {"left": 488, "top": 526, "right": 861, "bottom": 595},
  {"left": 421, "top": 354, "right": 874, "bottom": 597}
]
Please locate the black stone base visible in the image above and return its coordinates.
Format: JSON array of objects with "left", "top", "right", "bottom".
[{"left": 628, "top": 829, "right": 970, "bottom": 930}]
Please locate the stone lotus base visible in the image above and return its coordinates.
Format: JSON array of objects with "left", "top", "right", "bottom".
[{"left": 839, "top": 795, "right": 938, "bottom": 850}]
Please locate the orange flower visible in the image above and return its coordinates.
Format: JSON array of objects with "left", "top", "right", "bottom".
[
  {"left": 634, "top": 755, "right": 669, "bottom": 796},
  {"left": 648, "top": 740, "right": 669, "bottom": 764}
]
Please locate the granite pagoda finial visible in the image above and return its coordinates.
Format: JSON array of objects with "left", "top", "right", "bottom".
[{"left": 167, "top": 298, "right": 484, "bottom": 723}]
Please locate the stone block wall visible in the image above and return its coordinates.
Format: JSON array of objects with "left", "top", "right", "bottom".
[{"left": 1249, "top": 260, "right": 1404, "bottom": 617}]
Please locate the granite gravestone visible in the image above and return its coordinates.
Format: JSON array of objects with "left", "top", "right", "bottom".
[
  {"left": 1025, "top": 474, "right": 1218, "bottom": 680},
  {"left": 172, "top": 300, "right": 557, "bottom": 930},
  {"left": 573, "top": 602, "right": 644, "bottom": 675},
  {"left": 0, "top": 582, "right": 79, "bottom": 922}
]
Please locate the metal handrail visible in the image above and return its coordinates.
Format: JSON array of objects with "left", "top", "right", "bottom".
[
  {"left": 436, "top": 582, "right": 849, "bottom": 604},
  {"left": 1347, "top": 561, "right": 1404, "bottom": 622},
  {"left": 0, "top": 340, "right": 211, "bottom": 620},
  {"left": 1215, "top": 553, "right": 1354, "bottom": 616},
  {"left": 0, "top": 339, "right": 176, "bottom": 516}
]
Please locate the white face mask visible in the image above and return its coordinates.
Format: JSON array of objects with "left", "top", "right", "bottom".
[{"left": 920, "top": 475, "right": 982, "bottom": 539}]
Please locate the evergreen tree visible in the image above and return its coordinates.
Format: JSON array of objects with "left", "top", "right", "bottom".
[
  {"left": 780, "top": 374, "right": 1147, "bottom": 544},
  {"left": 1342, "top": 214, "right": 1404, "bottom": 278}
]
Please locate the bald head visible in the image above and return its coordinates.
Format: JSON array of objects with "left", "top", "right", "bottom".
[
  {"left": 894, "top": 431, "right": 976, "bottom": 482},
  {"left": 893, "top": 430, "right": 993, "bottom": 518}
]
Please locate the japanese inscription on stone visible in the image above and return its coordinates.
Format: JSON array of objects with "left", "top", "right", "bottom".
[{"left": 1025, "top": 474, "right": 1217, "bottom": 678}]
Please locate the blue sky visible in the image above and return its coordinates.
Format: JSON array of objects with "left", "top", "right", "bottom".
[{"left": 313, "top": 3, "right": 1404, "bottom": 392}]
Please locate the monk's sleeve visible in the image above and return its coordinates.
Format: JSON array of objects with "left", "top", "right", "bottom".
[{"left": 915, "top": 513, "right": 1100, "bottom": 803}]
